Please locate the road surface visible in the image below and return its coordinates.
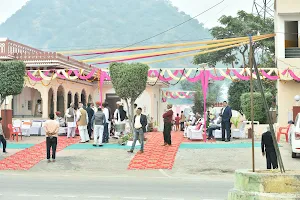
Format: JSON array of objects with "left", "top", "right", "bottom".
[{"left": 0, "top": 173, "right": 232, "bottom": 200}]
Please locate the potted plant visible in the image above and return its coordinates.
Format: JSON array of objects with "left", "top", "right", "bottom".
[
  {"left": 231, "top": 116, "right": 241, "bottom": 138},
  {"left": 118, "top": 133, "right": 133, "bottom": 145}
]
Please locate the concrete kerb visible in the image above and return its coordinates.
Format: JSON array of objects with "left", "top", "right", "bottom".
[{"left": 228, "top": 169, "right": 300, "bottom": 200}]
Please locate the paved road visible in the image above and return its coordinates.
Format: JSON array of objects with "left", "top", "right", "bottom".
[{"left": 0, "top": 173, "right": 232, "bottom": 200}]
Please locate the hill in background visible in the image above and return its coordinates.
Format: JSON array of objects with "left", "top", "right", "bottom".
[
  {"left": 0, "top": 0, "right": 217, "bottom": 104},
  {"left": 0, "top": 0, "right": 211, "bottom": 67}
]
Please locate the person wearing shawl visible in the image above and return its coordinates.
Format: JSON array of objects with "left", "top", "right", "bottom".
[{"left": 162, "top": 104, "right": 173, "bottom": 146}]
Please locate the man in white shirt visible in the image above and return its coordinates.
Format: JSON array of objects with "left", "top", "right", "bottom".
[
  {"left": 65, "top": 103, "right": 76, "bottom": 138},
  {"left": 113, "top": 101, "right": 121, "bottom": 138},
  {"left": 128, "top": 108, "right": 147, "bottom": 154}
]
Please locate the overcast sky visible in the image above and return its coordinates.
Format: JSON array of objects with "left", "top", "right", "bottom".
[{"left": 0, "top": 0, "right": 253, "bottom": 27}]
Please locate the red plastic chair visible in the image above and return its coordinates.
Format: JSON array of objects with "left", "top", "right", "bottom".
[
  {"left": 277, "top": 124, "right": 290, "bottom": 143},
  {"left": 8, "top": 124, "right": 22, "bottom": 142}
]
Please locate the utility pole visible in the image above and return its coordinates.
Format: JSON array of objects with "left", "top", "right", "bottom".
[
  {"left": 248, "top": 35, "right": 285, "bottom": 173},
  {"left": 249, "top": 36, "right": 255, "bottom": 172},
  {"left": 252, "top": 0, "right": 274, "bottom": 22}
]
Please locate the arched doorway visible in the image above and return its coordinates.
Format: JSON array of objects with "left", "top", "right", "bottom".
[
  {"left": 57, "top": 85, "right": 65, "bottom": 116},
  {"left": 74, "top": 93, "right": 79, "bottom": 109},
  {"left": 48, "top": 88, "right": 54, "bottom": 115},
  {"left": 81, "top": 89, "right": 86, "bottom": 106},
  {"left": 67, "top": 91, "right": 72, "bottom": 108},
  {"left": 13, "top": 86, "right": 42, "bottom": 117}
]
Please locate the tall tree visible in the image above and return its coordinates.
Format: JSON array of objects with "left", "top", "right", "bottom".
[
  {"left": 192, "top": 11, "right": 276, "bottom": 112},
  {"left": 109, "top": 62, "right": 149, "bottom": 131},
  {"left": 193, "top": 10, "right": 274, "bottom": 68},
  {"left": 0, "top": 61, "right": 26, "bottom": 106},
  {"left": 228, "top": 81, "right": 250, "bottom": 111}
]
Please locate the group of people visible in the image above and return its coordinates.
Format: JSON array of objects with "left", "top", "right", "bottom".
[
  {"left": 177, "top": 101, "right": 233, "bottom": 142},
  {"left": 207, "top": 101, "right": 233, "bottom": 142},
  {"left": 64, "top": 101, "right": 130, "bottom": 145},
  {"left": 0, "top": 99, "right": 279, "bottom": 170}
]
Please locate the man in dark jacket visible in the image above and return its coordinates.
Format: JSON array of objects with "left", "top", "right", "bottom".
[
  {"left": 220, "top": 101, "right": 232, "bottom": 142},
  {"left": 162, "top": 104, "right": 174, "bottom": 146},
  {"left": 261, "top": 127, "right": 278, "bottom": 169},
  {"left": 0, "top": 117, "right": 7, "bottom": 154},
  {"left": 86, "top": 103, "right": 94, "bottom": 140},
  {"left": 128, "top": 107, "right": 147, "bottom": 153}
]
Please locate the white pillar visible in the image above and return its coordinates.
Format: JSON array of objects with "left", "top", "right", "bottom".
[
  {"left": 42, "top": 91, "right": 48, "bottom": 119},
  {"left": 53, "top": 93, "right": 57, "bottom": 114}
]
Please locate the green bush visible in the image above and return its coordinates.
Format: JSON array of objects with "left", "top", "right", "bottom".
[
  {"left": 0, "top": 61, "right": 26, "bottom": 106},
  {"left": 240, "top": 92, "right": 272, "bottom": 124}
]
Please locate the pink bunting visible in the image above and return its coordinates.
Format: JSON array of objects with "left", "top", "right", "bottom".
[
  {"left": 232, "top": 69, "right": 250, "bottom": 80},
  {"left": 259, "top": 70, "right": 279, "bottom": 81},
  {"left": 27, "top": 71, "right": 50, "bottom": 81},
  {"left": 56, "top": 70, "right": 73, "bottom": 79},
  {"left": 73, "top": 68, "right": 97, "bottom": 80},
  {"left": 287, "top": 69, "right": 300, "bottom": 81}
]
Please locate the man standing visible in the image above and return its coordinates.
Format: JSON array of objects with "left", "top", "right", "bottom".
[
  {"left": 261, "top": 127, "right": 278, "bottom": 169},
  {"left": 65, "top": 103, "right": 76, "bottom": 138},
  {"left": 93, "top": 107, "right": 106, "bottom": 147},
  {"left": 220, "top": 101, "right": 232, "bottom": 142},
  {"left": 162, "top": 104, "right": 173, "bottom": 146},
  {"left": 113, "top": 101, "right": 121, "bottom": 138},
  {"left": 103, "top": 102, "right": 111, "bottom": 143},
  {"left": 77, "top": 102, "right": 89, "bottom": 143},
  {"left": 180, "top": 111, "right": 185, "bottom": 131},
  {"left": 0, "top": 117, "right": 7, "bottom": 154},
  {"left": 86, "top": 103, "right": 95, "bottom": 140},
  {"left": 128, "top": 107, "right": 147, "bottom": 153},
  {"left": 44, "top": 114, "right": 59, "bottom": 163}
]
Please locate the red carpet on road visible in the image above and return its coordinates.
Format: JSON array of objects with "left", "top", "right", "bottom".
[
  {"left": 0, "top": 137, "right": 79, "bottom": 170},
  {"left": 128, "top": 132, "right": 184, "bottom": 170}
]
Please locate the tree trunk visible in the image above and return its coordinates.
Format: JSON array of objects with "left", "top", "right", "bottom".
[
  {"left": 125, "top": 99, "right": 135, "bottom": 133},
  {"left": 0, "top": 96, "right": 5, "bottom": 107}
]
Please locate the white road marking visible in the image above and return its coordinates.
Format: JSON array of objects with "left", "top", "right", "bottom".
[
  {"left": 123, "top": 197, "right": 147, "bottom": 200},
  {"left": 159, "top": 169, "right": 172, "bottom": 178},
  {"left": 162, "top": 198, "right": 184, "bottom": 200},
  {"left": 88, "top": 196, "right": 111, "bottom": 199},
  {"left": 18, "top": 194, "right": 40, "bottom": 197},
  {"left": 54, "top": 195, "right": 77, "bottom": 198}
]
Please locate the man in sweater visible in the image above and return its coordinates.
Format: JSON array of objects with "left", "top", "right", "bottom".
[
  {"left": 162, "top": 104, "right": 174, "bottom": 146},
  {"left": 261, "top": 127, "right": 278, "bottom": 169},
  {"left": 128, "top": 107, "right": 147, "bottom": 154},
  {"left": 44, "top": 114, "right": 59, "bottom": 162},
  {"left": 0, "top": 117, "right": 7, "bottom": 154},
  {"left": 93, "top": 107, "right": 106, "bottom": 147},
  {"left": 77, "top": 102, "right": 90, "bottom": 143},
  {"left": 65, "top": 103, "right": 76, "bottom": 138}
]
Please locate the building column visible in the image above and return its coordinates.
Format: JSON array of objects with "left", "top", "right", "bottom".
[
  {"left": 64, "top": 93, "right": 69, "bottom": 112},
  {"left": 53, "top": 93, "right": 57, "bottom": 114},
  {"left": 41, "top": 91, "right": 49, "bottom": 119}
]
